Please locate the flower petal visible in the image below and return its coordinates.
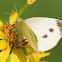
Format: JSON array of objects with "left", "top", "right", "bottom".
[
  {"left": 0, "top": 47, "right": 11, "bottom": 62},
  {"left": 0, "top": 40, "right": 7, "bottom": 50},
  {"left": 37, "top": 52, "right": 50, "bottom": 58},
  {"left": 33, "top": 52, "right": 50, "bottom": 60},
  {"left": 28, "top": 53, "right": 35, "bottom": 62},
  {"left": 27, "top": 0, "right": 36, "bottom": 5},
  {"left": 28, "top": 52, "right": 50, "bottom": 62},
  {"left": 23, "top": 45, "right": 34, "bottom": 55},
  {"left": 10, "top": 47, "right": 27, "bottom": 62},
  {"left": 26, "top": 58, "right": 30, "bottom": 62},
  {"left": 0, "top": 30, "right": 5, "bottom": 39},
  {"left": 9, "top": 10, "right": 17, "bottom": 25},
  {"left": 0, "top": 20, "right": 3, "bottom": 29}
]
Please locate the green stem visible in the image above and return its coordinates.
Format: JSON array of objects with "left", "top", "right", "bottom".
[{"left": 18, "top": 2, "right": 29, "bottom": 17}]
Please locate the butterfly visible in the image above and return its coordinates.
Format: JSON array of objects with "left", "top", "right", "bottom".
[
  {"left": 8, "top": 2, "right": 62, "bottom": 52},
  {"left": 16, "top": 17, "right": 62, "bottom": 52}
]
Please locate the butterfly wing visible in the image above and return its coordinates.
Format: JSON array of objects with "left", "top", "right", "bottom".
[
  {"left": 24, "top": 17, "right": 62, "bottom": 52},
  {"left": 16, "top": 17, "right": 38, "bottom": 52},
  {"left": 17, "top": 17, "right": 62, "bottom": 52}
]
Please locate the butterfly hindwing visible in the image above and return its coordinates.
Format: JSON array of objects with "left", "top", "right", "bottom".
[{"left": 17, "top": 17, "right": 38, "bottom": 52}]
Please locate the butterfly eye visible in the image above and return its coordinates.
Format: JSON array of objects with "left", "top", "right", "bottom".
[
  {"left": 42, "top": 34, "right": 48, "bottom": 38},
  {"left": 49, "top": 28, "right": 54, "bottom": 32}
]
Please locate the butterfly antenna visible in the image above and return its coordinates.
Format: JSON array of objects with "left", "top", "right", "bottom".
[
  {"left": 4, "top": 12, "right": 17, "bottom": 18},
  {"left": 8, "top": 23, "right": 17, "bottom": 29},
  {"left": 12, "top": 0, "right": 19, "bottom": 17}
]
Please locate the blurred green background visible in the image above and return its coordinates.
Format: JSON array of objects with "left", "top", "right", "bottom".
[{"left": 0, "top": 0, "right": 62, "bottom": 62}]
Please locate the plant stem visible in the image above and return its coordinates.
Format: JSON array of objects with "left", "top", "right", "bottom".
[{"left": 18, "top": 2, "right": 29, "bottom": 16}]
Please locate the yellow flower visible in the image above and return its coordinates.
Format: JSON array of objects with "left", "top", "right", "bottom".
[
  {"left": 0, "top": 16, "right": 27, "bottom": 62},
  {"left": 26, "top": 52, "right": 50, "bottom": 62},
  {"left": 22, "top": 42, "right": 50, "bottom": 62},
  {"left": 27, "top": 0, "right": 36, "bottom": 5}
]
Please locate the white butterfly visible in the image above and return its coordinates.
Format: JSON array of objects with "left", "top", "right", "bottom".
[{"left": 16, "top": 17, "right": 62, "bottom": 52}]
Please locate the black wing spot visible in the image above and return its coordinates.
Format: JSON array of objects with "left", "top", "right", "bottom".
[
  {"left": 42, "top": 34, "right": 48, "bottom": 38},
  {"left": 49, "top": 28, "right": 54, "bottom": 32}
]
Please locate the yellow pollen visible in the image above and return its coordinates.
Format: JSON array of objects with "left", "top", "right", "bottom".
[
  {"left": 1, "top": 22, "right": 28, "bottom": 48},
  {"left": 1, "top": 23, "right": 14, "bottom": 34},
  {"left": 8, "top": 30, "right": 20, "bottom": 47},
  {"left": 3, "top": 43, "right": 10, "bottom": 51},
  {"left": 17, "top": 39, "right": 28, "bottom": 47}
]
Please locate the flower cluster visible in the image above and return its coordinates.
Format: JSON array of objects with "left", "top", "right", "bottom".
[{"left": 0, "top": 16, "right": 27, "bottom": 62}]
